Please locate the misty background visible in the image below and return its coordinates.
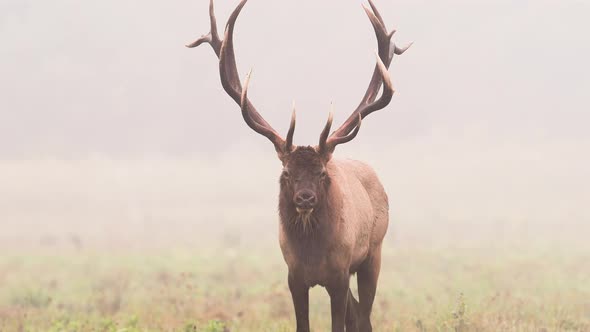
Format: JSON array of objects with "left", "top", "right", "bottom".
[{"left": 1, "top": 0, "right": 589, "bottom": 250}]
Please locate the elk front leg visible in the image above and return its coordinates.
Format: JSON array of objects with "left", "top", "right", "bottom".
[
  {"left": 327, "top": 275, "right": 350, "bottom": 332},
  {"left": 288, "top": 273, "right": 310, "bottom": 332}
]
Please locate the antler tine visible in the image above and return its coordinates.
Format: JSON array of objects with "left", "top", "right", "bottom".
[
  {"left": 285, "top": 102, "right": 296, "bottom": 153},
  {"left": 318, "top": 106, "right": 334, "bottom": 154},
  {"left": 186, "top": 0, "right": 221, "bottom": 55},
  {"left": 330, "top": 114, "right": 362, "bottom": 146},
  {"left": 240, "top": 71, "right": 283, "bottom": 147},
  {"left": 368, "top": 0, "right": 413, "bottom": 57},
  {"left": 367, "top": 0, "right": 385, "bottom": 29},
  {"left": 394, "top": 41, "right": 413, "bottom": 55}
]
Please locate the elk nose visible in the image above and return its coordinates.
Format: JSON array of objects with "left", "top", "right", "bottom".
[{"left": 294, "top": 190, "right": 317, "bottom": 209}]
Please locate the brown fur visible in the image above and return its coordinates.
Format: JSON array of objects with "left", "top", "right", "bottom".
[{"left": 278, "top": 146, "right": 388, "bottom": 332}]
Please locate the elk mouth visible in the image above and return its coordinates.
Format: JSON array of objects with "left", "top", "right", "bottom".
[{"left": 296, "top": 207, "right": 314, "bottom": 215}]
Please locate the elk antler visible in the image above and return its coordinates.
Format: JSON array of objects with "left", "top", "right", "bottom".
[
  {"left": 319, "top": 0, "right": 412, "bottom": 155},
  {"left": 186, "top": 0, "right": 295, "bottom": 156}
]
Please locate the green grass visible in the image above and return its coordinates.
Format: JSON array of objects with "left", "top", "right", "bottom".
[{"left": 1, "top": 244, "right": 588, "bottom": 332}]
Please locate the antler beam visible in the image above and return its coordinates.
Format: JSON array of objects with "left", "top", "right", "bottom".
[
  {"left": 186, "top": 0, "right": 294, "bottom": 155},
  {"left": 322, "top": 0, "right": 412, "bottom": 153}
]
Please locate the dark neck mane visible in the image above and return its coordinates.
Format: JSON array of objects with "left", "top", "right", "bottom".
[{"left": 279, "top": 205, "right": 322, "bottom": 238}]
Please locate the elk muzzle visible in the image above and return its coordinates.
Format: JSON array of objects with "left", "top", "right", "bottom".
[{"left": 294, "top": 189, "right": 317, "bottom": 212}]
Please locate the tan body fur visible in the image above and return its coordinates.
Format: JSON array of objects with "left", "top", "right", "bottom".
[
  {"left": 279, "top": 159, "right": 388, "bottom": 287},
  {"left": 277, "top": 151, "right": 389, "bottom": 332}
]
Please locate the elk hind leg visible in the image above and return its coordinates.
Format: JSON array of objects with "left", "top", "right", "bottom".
[
  {"left": 345, "top": 288, "right": 359, "bottom": 332},
  {"left": 357, "top": 247, "right": 382, "bottom": 332}
]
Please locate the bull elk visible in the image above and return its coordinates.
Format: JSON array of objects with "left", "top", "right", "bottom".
[{"left": 187, "top": 0, "right": 410, "bottom": 330}]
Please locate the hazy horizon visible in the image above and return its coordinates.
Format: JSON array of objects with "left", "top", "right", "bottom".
[{"left": 1, "top": 0, "right": 589, "bottom": 248}]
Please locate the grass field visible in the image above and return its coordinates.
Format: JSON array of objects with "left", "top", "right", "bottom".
[
  {"left": 1, "top": 158, "right": 589, "bottom": 331},
  {"left": 1, "top": 241, "right": 588, "bottom": 332}
]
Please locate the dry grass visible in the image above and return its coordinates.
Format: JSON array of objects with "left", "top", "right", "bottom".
[{"left": 1, "top": 242, "right": 588, "bottom": 332}]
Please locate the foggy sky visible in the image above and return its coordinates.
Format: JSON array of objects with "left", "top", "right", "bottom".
[
  {"left": 1, "top": 1, "right": 590, "bottom": 247},
  {"left": 1, "top": 0, "right": 589, "bottom": 158}
]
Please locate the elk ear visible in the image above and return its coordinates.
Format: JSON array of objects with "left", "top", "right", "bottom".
[
  {"left": 277, "top": 149, "right": 291, "bottom": 165},
  {"left": 322, "top": 153, "right": 333, "bottom": 164}
]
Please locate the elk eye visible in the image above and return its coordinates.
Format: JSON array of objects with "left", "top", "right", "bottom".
[
  {"left": 320, "top": 171, "right": 327, "bottom": 179},
  {"left": 282, "top": 170, "right": 290, "bottom": 179}
]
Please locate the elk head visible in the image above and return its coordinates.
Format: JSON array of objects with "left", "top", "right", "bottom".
[{"left": 187, "top": 0, "right": 410, "bottom": 224}]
